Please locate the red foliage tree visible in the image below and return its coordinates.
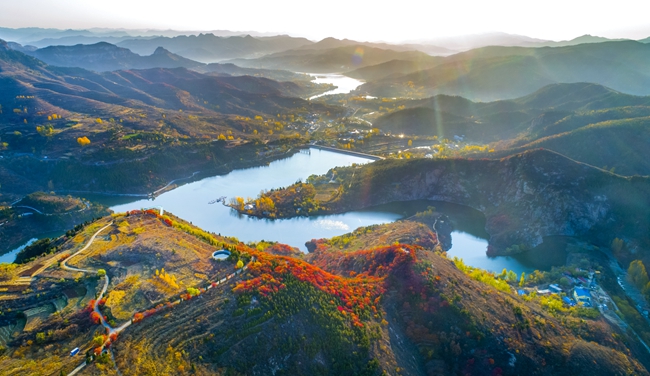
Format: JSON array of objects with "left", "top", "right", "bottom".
[{"left": 90, "top": 311, "right": 102, "bottom": 324}]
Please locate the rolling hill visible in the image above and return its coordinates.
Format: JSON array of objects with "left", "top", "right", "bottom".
[
  {"left": 345, "top": 57, "right": 444, "bottom": 81},
  {"left": 490, "top": 115, "right": 650, "bottom": 176},
  {"left": 372, "top": 83, "right": 650, "bottom": 138},
  {"left": 295, "top": 37, "right": 454, "bottom": 55},
  {"left": 0, "top": 39, "right": 332, "bottom": 117},
  {"left": 248, "top": 149, "right": 650, "bottom": 265},
  {"left": 227, "top": 45, "right": 434, "bottom": 73},
  {"left": 369, "top": 83, "right": 650, "bottom": 175}
]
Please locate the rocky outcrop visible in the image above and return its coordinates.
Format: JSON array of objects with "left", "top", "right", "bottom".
[{"left": 328, "top": 149, "right": 650, "bottom": 255}]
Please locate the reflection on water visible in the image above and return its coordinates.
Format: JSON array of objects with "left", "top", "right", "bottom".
[
  {"left": 450, "top": 233, "right": 569, "bottom": 275},
  {"left": 358, "top": 200, "right": 567, "bottom": 275}
]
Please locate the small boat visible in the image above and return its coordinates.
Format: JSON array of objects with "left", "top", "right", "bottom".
[{"left": 208, "top": 196, "right": 227, "bottom": 204}]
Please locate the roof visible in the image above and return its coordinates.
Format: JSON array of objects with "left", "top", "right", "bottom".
[{"left": 574, "top": 288, "right": 590, "bottom": 297}]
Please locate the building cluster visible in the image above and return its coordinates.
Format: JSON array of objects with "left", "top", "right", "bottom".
[{"left": 518, "top": 268, "right": 598, "bottom": 308}]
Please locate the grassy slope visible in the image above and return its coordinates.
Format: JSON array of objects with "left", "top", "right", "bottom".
[{"left": 492, "top": 116, "right": 650, "bottom": 176}]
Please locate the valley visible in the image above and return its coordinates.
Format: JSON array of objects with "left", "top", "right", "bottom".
[{"left": 1, "top": 20, "right": 650, "bottom": 376}]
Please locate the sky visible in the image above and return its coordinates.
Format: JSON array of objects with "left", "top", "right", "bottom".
[{"left": 1, "top": 0, "right": 649, "bottom": 42}]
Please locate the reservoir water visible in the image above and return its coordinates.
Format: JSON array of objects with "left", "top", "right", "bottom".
[
  {"left": 308, "top": 73, "right": 364, "bottom": 99},
  {"left": 107, "top": 149, "right": 404, "bottom": 250},
  {"left": 3, "top": 150, "right": 565, "bottom": 274}
]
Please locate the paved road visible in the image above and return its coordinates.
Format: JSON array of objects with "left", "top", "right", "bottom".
[
  {"left": 67, "top": 361, "right": 87, "bottom": 376},
  {"left": 13, "top": 200, "right": 91, "bottom": 217},
  {"left": 608, "top": 258, "right": 650, "bottom": 317},
  {"left": 12, "top": 205, "right": 44, "bottom": 214}
]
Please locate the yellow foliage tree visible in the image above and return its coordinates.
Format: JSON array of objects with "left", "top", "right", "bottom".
[
  {"left": 77, "top": 136, "right": 91, "bottom": 146},
  {"left": 158, "top": 269, "right": 179, "bottom": 289}
]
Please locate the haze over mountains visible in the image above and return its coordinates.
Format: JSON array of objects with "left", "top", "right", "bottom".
[
  {"left": 4, "top": 24, "right": 650, "bottom": 376},
  {"left": 370, "top": 82, "right": 650, "bottom": 175},
  {"left": 355, "top": 41, "right": 650, "bottom": 100},
  {"left": 0, "top": 39, "right": 329, "bottom": 119}
]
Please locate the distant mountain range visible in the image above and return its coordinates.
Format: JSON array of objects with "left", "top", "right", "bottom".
[
  {"left": 405, "top": 32, "right": 550, "bottom": 50},
  {"left": 404, "top": 32, "right": 639, "bottom": 51},
  {"left": 0, "top": 27, "right": 280, "bottom": 45},
  {"left": 24, "top": 42, "right": 204, "bottom": 72},
  {"left": 0, "top": 39, "right": 334, "bottom": 121},
  {"left": 357, "top": 41, "right": 650, "bottom": 101},
  {"left": 115, "top": 34, "right": 314, "bottom": 63},
  {"left": 6, "top": 41, "right": 312, "bottom": 82}
]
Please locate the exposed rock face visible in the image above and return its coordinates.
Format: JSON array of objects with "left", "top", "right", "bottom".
[{"left": 332, "top": 150, "right": 650, "bottom": 254}]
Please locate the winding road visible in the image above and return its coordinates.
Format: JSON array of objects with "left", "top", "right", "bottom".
[
  {"left": 61, "top": 222, "right": 114, "bottom": 333},
  {"left": 62, "top": 220, "right": 252, "bottom": 375}
]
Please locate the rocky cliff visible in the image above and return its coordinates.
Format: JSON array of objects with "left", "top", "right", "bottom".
[{"left": 326, "top": 149, "right": 650, "bottom": 255}]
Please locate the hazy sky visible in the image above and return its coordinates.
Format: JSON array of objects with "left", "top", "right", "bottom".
[{"left": 1, "top": 0, "right": 649, "bottom": 42}]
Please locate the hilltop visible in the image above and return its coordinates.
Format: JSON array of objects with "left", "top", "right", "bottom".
[{"left": 0, "top": 211, "right": 647, "bottom": 375}]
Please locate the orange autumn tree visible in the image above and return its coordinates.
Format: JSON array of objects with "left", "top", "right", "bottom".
[{"left": 133, "top": 312, "right": 144, "bottom": 323}]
